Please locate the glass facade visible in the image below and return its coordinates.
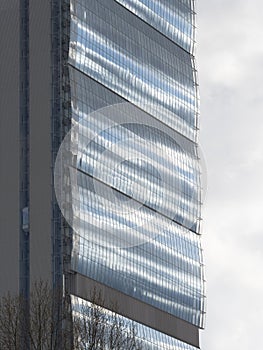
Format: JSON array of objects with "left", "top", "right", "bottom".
[
  {"left": 61, "top": 0, "right": 205, "bottom": 347},
  {"left": 69, "top": 0, "right": 199, "bottom": 141},
  {"left": 115, "top": 0, "right": 196, "bottom": 54},
  {"left": 72, "top": 296, "right": 199, "bottom": 350}
]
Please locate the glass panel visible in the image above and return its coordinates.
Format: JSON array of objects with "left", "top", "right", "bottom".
[
  {"left": 66, "top": 0, "right": 205, "bottom": 329},
  {"left": 69, "top": 0, "right": 198, "bottom": 141},
  {"left": 115, "top": 0, "right": 196, "bottom": 53},
  {"left": 72, "top": 295, "right": 200, "bottom": 350}
]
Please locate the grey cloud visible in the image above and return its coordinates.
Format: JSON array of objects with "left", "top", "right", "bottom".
[{"left": 197, "top": 0, "right": 263, "bottom": 349}]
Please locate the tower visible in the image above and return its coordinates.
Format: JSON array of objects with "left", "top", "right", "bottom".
[{"left": 0, "top": 1, "right": 205, "bottom": 349}]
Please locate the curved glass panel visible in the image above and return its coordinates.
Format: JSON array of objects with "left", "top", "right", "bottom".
[
  {"left": 66, "top": 0, "right": 205, "bottom": 331},
  {"left": 115, "top": 0, "right": 196, "bottom": 53},
  {"left": 69, "top": 67, "right": 202, "bottom": 233},
  {"left": 72, "top": 214, "right": 205, "bottom": 326},
  {"left": 67, "top": 66, "right": 205, "bottom": 327},
  {"left": 69, "top": 0, "right": 198, "bottom": 141},
  {"left": 72, "top": 296, "right": 199, "bottom": 350}
]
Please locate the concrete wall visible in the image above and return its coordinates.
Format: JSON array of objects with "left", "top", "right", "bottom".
[
  {"left": 0, "top": 0, "right": 52, "bottom": 295},
  {"left": 0, "top": 0, "right": 20, "bottom": 295},
  {"left": 70, "top": 272, "right": 200, "bottom": 348},
  {"left": 29, "top": 0, "right": 52, "bottom": 285}
]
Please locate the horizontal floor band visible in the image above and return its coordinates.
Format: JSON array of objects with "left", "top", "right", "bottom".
[{"left": 68, "top": 271, "right": 200, "bottom": 348}]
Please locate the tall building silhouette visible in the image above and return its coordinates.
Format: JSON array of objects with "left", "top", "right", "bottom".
[{"left": 0, "top": 0, "right": 205, "bottom": 348}]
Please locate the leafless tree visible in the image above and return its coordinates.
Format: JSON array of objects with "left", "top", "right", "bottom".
[
  {"left": 29, "top": 280, "right": 56, "bottom": 350},
  {"left": 72, "top": 289, "right": 144, "bottom": 350},
  {"left": 0, "top": 282, "right": 145, "bottom": 350},
  {"left": 0, "top": 281, "right": 58, "bottom": 350},
  {"left": 0, "top": 293, "right": 20, "bottom": 349}
]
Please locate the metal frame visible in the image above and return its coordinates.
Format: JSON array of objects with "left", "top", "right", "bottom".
[
  {"left": 51, "top": 0, "right": 73, "bottom": 347},
  {"left": 19, "top": 0, "right": 30, "bottom": 348}
]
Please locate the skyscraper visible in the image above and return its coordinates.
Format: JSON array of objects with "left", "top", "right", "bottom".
[{"left": 0, "top": 0, "right": 205, "bottom": 349}]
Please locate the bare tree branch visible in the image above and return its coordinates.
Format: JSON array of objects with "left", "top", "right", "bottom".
[{"left": 0, "top": 282, "right": 145, "bottom": 350}]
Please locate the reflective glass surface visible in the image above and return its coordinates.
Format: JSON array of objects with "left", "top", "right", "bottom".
[
  {"left": 69, "top": 0, "right": 199, "bottom": 141},
  {"left": 72, "top": 222, "right": 205, "bottom": 326},
  {"left": 67, "top": 0, "right": 205, "bottom": 331},
  {"left": 72, "top": 296, "right": 200, "bottom": 350},
  {"left": 69, "top": 68, "right": 202, "bottom": 233},
  {"left": 68, "top": 67, "right": 205, "bottom": 327},
  {"left": 115, "top": 0, "right": 196, "bottom": 53}
]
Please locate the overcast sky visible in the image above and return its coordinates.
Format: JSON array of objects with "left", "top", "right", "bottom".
[{"left": 197, "top": 0, "right": 263, "bottom": 348}]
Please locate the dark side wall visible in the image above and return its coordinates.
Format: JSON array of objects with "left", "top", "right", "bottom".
[
  {"left": 0, "top": 0, "right": 52, "bottom": 295},
  {"left": 29, "top": 0, "right": 52, "bottom": 285},
  {"left": 0, "top": 0, "right": 20, "bottom": 295}
]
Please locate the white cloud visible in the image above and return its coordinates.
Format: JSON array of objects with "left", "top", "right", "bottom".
[{"left": 197, "top": 0, "right": 263, "bottom": 349}]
